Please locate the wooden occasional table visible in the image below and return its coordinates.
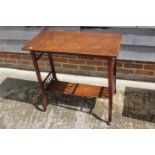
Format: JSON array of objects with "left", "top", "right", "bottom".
[{"left": 22, "top": 31, "right": 122, "bottom": 124}]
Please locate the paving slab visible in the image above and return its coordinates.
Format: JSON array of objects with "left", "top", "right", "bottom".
[{"left": 0, "top": 68, "right": 155, "bottom": 128}]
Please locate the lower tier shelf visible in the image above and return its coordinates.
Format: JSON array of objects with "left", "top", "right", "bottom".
[{"left": 48, "top": 80, "right": 109, "bottom": 98}]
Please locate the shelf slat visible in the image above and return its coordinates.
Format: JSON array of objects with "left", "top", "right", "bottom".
[{"left": 49, "top": 80, "right": 109, "bottom": 98}]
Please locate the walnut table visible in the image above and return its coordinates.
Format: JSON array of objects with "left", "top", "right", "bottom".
[{"left": 22, "top": 31, "right": 122, "bottom": 124}]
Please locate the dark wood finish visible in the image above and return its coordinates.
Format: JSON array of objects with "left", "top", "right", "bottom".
[
  {"left": 23, "top": 31, "right": 122, "bottom": 57},
  {"left": 36, "top": 52, "right": 44, "bottom": 61},
  {"left": 30, "top": 51, "right": 48, "bottom": 111},
  {"left": 22, "top": 31, "right": 122, "bottom": 124},
  {"left": 108, "top": 57, "right": 115, "bottom": 123},
  {"left": 113, "top": 58, "right": 117, "bottom": 94},
  {"left": 49, "top": 80, "right": 109, "bottom": 98},
  {"left": 47, "top": 53, "right": 57, "bottom": 80}
]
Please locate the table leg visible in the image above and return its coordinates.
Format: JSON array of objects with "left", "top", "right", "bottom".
[
  {"left": 31, "top": 51, "right": 47, "bottom": 111},
  {"left": 48, "top": 53, "right": 57, "bottom": 81},
  {"left": 113, "top": 58, "right": 117, "bottom": 94},
  {"left": 108, "top": 57, "right": 114, "bottom": 124}
]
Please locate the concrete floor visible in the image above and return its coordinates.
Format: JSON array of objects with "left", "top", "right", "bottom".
[{"left": 0, "top": 68, "right": 155, "bottom": 129}]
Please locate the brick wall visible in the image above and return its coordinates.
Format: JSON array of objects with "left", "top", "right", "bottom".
[{"left": 0, "top": 52, "right": 155, "bottom": 82}]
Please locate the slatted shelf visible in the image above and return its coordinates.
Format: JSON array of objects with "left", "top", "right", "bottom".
[{"left": 49, "top": 80, "right": 109, "bottom": 98}]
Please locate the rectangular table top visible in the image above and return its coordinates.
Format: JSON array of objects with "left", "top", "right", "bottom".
[{"left": 22, "top": 31, "right": 122, "bottom": 57}]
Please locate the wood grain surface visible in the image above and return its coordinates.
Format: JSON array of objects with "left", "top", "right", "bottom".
[{"left": 22, "top": 31, "right": 122, "bottom": 57}]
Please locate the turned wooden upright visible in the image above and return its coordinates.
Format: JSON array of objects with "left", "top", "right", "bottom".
[{"left": 22, "top": 31, "right": 122, "bottom": 124}]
